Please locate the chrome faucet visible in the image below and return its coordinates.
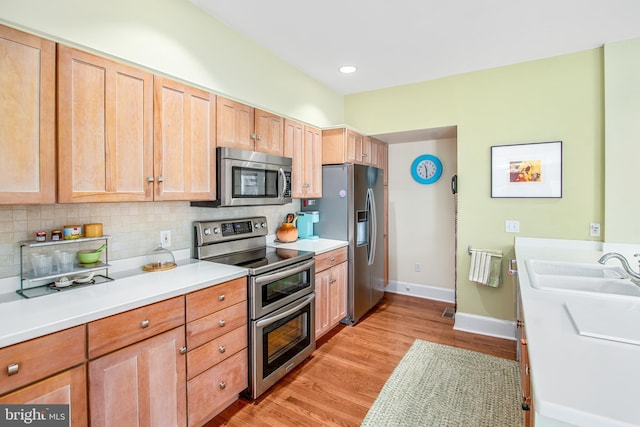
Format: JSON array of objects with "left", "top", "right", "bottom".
[{"left": 597, "top": 252, "right": 640, "bottom": 281}]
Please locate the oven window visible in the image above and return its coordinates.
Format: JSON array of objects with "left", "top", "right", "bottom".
[
  {"left": 262, "top": 269, "right": 311, "bottom": 308},
  {"left": 262, "top": 303, "right": 311, "bottom": 378},
  {"left": 232, "top": 166, "right": 278, "bottom": 198}
]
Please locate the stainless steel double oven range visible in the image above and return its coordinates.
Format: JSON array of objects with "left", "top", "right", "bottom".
[{"left": 193, "top": 216, "right": 315, "bottom": 399}]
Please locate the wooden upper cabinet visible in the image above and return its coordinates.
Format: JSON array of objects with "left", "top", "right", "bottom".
[
  {"left": 323, "top": 128, "right": 371, "bottom": 165},
  {"left": 254, "top": 109, "right": 284, "bottom": 155},
  {"left": 216, "top": 96, "right": 255, "bottom": 151},
  {"left": 153, "top": 77, "right": 216, "bottom": 201},
  {"left": 0, "top": 25, "right": 56, "bottom": 204},
  {"left": 284, "top": 119, "right": 322, "bottom": 198},
  {"left": 216, "top": 96, "right": 284, "bottom": 155},
  {"left": 57, "top": 45, "right": 154, "bottom": 203}
]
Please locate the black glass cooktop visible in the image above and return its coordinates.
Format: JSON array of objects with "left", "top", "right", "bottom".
[{"left": 205, "top": 246, "right": 313, "bottom": 275}]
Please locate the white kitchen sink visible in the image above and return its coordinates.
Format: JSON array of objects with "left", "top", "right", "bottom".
[
  {"left": 526, "top": 259, "right": 640, "bottom": 298},
  {"left": 527, "top": 259, "right": 626, "bottom": 278}
]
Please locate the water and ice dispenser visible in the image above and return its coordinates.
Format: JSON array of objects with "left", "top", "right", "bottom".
[{"left": 296, "top": 211, "right": 319, "bottom": 239}]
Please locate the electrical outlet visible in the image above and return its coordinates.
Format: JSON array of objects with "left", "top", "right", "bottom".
[
  {"left": 160, "top": 230, "right": 171, "bottom": 248},
  {"left": 590, "top": 223, "right": 601, "bottom": 237},
  {"left": 415, "top": 263, "right": 421, "bottom": 272},
  {"left": 505, "top": 220, "right": 520, "bottom": 233}
]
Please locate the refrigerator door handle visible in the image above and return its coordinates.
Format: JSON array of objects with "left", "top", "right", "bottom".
[{"left": 366, "top": 188, "right": 377, "bottom": 266}]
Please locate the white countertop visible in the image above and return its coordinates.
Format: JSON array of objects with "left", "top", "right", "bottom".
[
  {"left": 0, "top": 259, "right": 247, "bottom": 348},
  {"left": 266, "top": 235, "right": 348, "bottom": 254},
  {"left": 515, "top": 237, "right": 640, "bottom": 427}
]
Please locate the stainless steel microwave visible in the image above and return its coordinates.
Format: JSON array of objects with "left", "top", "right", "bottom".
[{"left": 192, "top": 147, "right": 292, "bottom": 207}]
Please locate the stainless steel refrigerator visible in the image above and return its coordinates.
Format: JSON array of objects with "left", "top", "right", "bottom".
[{"left": 303, "top": 164, "right": 385, "bottom": 325}]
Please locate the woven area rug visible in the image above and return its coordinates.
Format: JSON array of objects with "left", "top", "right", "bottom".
[{"left": 361, "top": 339, "right": 523, "bottom": 427}]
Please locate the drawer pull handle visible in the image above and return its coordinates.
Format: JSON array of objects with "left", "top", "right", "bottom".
[
  {"left": 329, "top": 256, "right": 335, "bottom": 261},
  {"left": 218, "top": 294, "right": 225, "bottom": 301},
  {"left": 7, "top": 363, "right": 19, "bottom": 376},
  {"left": 329, "top": 278, "right": 337, "bottom": 284},
  {"left": 179, "top": 346, "right": 187, "bottom": 355},
  {"left": 218, "top": 320, "right": 226, "bottom": 327},
  {"left": 140, "top": 319, "right": 150, "bottom": 329},
  {"left": 219, "top": 381, "right": 226, "bottom": 390},
  {"left": 219, "top": 345, "right": 226, "bottom": 353}
]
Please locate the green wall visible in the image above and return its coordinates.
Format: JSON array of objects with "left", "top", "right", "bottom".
[
  {"left": 0, "top": 0, "right": 343, "bottom": 127},
  {"left": 346, "top": 50, "right": 604, "bottom": 321}
]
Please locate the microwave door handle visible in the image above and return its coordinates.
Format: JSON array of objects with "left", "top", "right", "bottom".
[
  {"left": 279, "top": 167, "right": 286, "bottom": 200},
  {"left": 255, "top": 293, "right": 315, "bottom": 328}
]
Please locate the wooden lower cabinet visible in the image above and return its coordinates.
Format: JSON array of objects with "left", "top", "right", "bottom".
[
  {"left": 88, "top": 326, "right": 187, "bottom": 427},
  {"left": 314, "top": 247, "right": 348, "bottom": 339},
  {"left": 186, "top": 279, "right": 248, "bottom": 427},
  {"left": 0, "top": 365, "right": 88, "bottom": 426}
]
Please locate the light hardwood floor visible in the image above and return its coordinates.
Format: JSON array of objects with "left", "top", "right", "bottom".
[{"left": 209, "top": 293, "right": 517, "bottom": 426}]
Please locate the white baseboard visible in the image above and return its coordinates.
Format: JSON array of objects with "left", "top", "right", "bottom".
[
  {"left": 385, "top": 280, "right": 455, "bottom": 303},
  {"left": 453, "top": 312, "right": 516, "bottom": 341}
]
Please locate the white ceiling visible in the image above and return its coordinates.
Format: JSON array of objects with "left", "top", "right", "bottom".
[{"left": 190, "top": 0, "right": 640, "bottom": 95}]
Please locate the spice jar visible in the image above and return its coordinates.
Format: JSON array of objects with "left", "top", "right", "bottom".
[
  {"left": 51, "top": 230, "right": 63, "bottom": 241},
  {"left": 35, "top": 231, "right": 46, "bottom": 242}
]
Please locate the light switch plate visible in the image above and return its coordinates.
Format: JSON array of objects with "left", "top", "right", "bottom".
[{"left": 590, "top": 223, "right": 601, "bottom": 237}]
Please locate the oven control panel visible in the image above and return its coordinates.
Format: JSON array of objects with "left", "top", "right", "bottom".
[{"left": 194, "top": 216, "right": 269, "bottom": 246}]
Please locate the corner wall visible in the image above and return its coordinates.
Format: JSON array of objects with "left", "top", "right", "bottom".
[{"left": 346, "top": 50, "right": 604, "bottom": 321}]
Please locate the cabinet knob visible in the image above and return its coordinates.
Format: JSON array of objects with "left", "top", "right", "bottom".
[
  {"left": 218, "top": 294, "right": 225, "bottom": 301},
  {"left": 329, "top": 278, "right": 337, "bottom": 284},
  {"left": 179, "top": 346, "right": 187, "bottom": 355},
  {"left": 7, "top": 363, "right": 19, "bottom": 376},
  {"left": 157, "top": 176, "right": 164, "bottom": 183},
  {"left": 250, "top": 133, "right": 257, "bottom": 140},
  {"left": 147, "top": 176, "right": 155, "bottom": 183},
  {"left": 219, "top": 345, "right": 226, "bottom": 353},
  {"left": 219, "top": 381, "right": 226, "bottom": 390},
  {"left": 329, "top": 256, "right": 335, "bottom": 261},
  {"left": 140, "top": 319, "right": 150, "bottom": 329},
  {"left": 218, "top": 319, "right": 226, "bottom": 327},
  {"left": 520, "top": 338, "right": 527, "bottom": 346}
]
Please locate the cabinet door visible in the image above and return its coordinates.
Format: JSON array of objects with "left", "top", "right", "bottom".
[
  {"left": 154, "top": 77, "right": 216, "bottom": 201},
  {"left": 254, "top": 109, "right": 284, "bottom": 155},
  {"left": 216, "top": 96, "right": 254, "bottom": 151},
  {"left": 329, "top": 262, "right": 348, "bottom": 326},
  {"left": 346, "top": 130, "right": 363, "bottom": 164},
  {"left": 303, "top": 125, "right": 323, "bottom": 198},
  {"left": 89, "top": 326, "right": 186, "bottom": 427},
  {"left": 284, "top": 119, "right": 305, "bottom": 197},
  {"left": 314, "top": 269, "right": 330, "bottom": 339},
  {"left": 57, "top": 45, "right": 154, "bottom": 203},
  {"left": 0, "top": 25, "right": 56, "bottom": 204},
  {"left": 363, "top": 136, "right": 373, "bottom": 166},
  {"left": 0, "top": 365, "right": 87, "bottom": 427}
]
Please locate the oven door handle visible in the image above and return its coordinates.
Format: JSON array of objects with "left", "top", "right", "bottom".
[
  {"left": 254, "top": 259, "right": 315, "bottom": 287},
  {"left": 255, "top": 293, "right": 315, "bottom": 328}
]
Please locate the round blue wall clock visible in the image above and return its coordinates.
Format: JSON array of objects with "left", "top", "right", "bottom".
[{"left": 411, "top": 154, "right": 443, "bottom": 184}]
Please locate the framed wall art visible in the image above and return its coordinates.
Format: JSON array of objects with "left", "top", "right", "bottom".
[{"left": 491, "top": 141, "right": 562, "bottom": 198}]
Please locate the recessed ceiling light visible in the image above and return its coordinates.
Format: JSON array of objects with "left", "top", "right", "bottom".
[{"left": 339, "top": 65, "right": 358, "bottom": 74}]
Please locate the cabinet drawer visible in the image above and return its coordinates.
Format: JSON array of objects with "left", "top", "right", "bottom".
[
  {"left": 315, "top": 247, "right": 348, "bottom": 272},
  {"left": 0, "top": 325, "right": 85, "bottom": 396},
  {"left": 186, "top": 302, "right": 247, "bottom": 350},
  {"left": 187, "top": 326, "right": 247, "bottom": 380},
  {"left": 88, "top": 296, "right": 185, "bottom": 359},
  {"left": 187, "top": 348, "right": 248, "bottom": 427},
  {"left": 186, "top": 278, "right": 247, "bottom": 322}
]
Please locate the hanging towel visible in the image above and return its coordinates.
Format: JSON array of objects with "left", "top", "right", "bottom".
[{"left": 468, "top": 249, "right": 503, "bottom": 287}]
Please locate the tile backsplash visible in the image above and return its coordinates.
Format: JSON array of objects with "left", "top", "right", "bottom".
[{"left": 0, "top": 201, "right": 299, "bottom": 279}]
